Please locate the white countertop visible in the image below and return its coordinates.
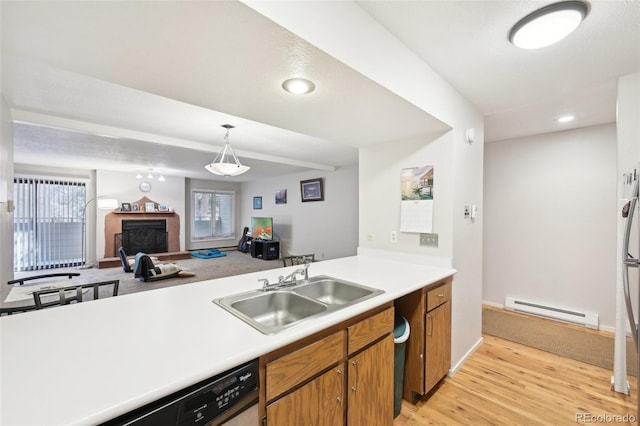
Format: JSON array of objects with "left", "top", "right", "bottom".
[{"left": 0, "top": 254, "right": 455, "bottom": 425}]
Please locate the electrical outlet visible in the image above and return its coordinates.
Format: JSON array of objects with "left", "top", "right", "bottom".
[
  {"left": 464, "top": 205, "right": 471, "bottom": 218},
  {"left": 420, "top": 233, "right": 439, "bottom": 247},
  {"left": 390, "top": 231, "right": 397, "bottom": 243}
]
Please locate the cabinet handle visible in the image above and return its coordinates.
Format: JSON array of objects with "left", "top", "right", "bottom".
[
  {"left": 336, "top": 369, "right": 343, "bottom": 375},
  {"left": 337, "top": 397, "right": 342, "bottom": 404},
  {"left": 351, "top": 360, "right": 358, "bottom": 392},
  {"left": 427, "top": 314, "right": 433, "bottom": 336},
  {"left": 438, "top": 293, "right": 444, "bottom": 298}
]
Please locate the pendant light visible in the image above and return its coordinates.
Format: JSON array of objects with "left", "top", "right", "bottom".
[
  {"left": 509, "top": 1, "right": 589, "bottom": 49},
  {"left": 205, "top": 124, "right": 251, "bottom": 176}
]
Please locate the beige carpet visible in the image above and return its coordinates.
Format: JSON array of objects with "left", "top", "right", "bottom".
[
  {"left": 482, "top": 307, "right": 638, "bottom": 376},
  {"left": 12, "top": 250, "right": 283, "bottom": 298}
]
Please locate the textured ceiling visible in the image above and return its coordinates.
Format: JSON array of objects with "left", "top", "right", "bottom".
[
  {"left": 359, "top": 0, "right": 640, "bottom": 142},
  {"left": 1, "top": 0, "right": 447, "bottom": 181}
]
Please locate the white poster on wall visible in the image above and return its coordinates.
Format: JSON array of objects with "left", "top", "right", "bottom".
[{"left": 400, "top": 166, "right": 433, "bottom": 233}]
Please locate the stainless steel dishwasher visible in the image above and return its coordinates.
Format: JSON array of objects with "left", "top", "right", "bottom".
[{"left": 101, "top": 359, "right": 258, "bottom": 426}]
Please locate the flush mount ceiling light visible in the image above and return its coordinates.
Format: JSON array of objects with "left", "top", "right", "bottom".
[
  {"left": 557, "top": 114, "right": 575, "bottom": 123},
  {"left": 509, "top": 1, "right": 589, "bottom": 49},
  {"left": 282, "top": 78, "right": 316, "bottom": 95},
  {"left": 205, "top": 124, "right": 251, "bottom": 176}
]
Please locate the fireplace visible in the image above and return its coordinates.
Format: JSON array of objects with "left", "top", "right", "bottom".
[
  {"left": 120, "top": 219, "right": 168, "bottom": 254},
  {"left": 104, "top": 197, "right": 181, "bottom": 259}
]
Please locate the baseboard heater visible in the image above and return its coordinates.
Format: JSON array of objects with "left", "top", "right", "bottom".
[{"left": 504, "top": 297, "right": 599, "bottom": 329}]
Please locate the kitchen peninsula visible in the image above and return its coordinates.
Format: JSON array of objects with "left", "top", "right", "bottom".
[{"left": 0, "top": 254, "right": 455, "bottom": 425}]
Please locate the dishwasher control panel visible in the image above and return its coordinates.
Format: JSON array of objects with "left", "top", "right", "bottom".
[
  {"left": 102, "top": 359, "right": 259, "bottom": 426},
  {"left": 178, "top": 360, "right": 258, "bottom": 425}
]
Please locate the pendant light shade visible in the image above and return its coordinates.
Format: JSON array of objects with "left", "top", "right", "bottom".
[
  {"left": 509, "top": 1, "right": 589, "bottom": 49},
  {"left": 205, "top": 124, "right": 250, "bottom": 176}
]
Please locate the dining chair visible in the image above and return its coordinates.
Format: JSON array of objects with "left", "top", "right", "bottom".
[
  {"left": 282, "top": 254, "right": 315, "bottom": 268},
  {"left": 2, "top": 273, "right": 82, "bottom": 315},
  {"left": 32, "top": 280, "right": 120, "bottom": 309}
]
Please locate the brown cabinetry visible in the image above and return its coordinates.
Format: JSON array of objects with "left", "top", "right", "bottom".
[
  {"left": 260, "top": 305, "right": 394, "bottom": 426},
  {"left": 395, "top": 278, "right": 452, "bottom": 402},
  {"left": 347, "top": 333, "right": 393, "bottom": 426},
  {"left": 266, "top": 367, "right": 344, "bottom": 426}
]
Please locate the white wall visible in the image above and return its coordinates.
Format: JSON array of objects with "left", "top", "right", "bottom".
[
  {"left": 240, "top": 165, "right": 358, "bottom": 260},
  {"left": 185, "top": 178, "right": 242, "bottom": 251},
  {"left": 359, "top": 131, "right": 454, "bottom": 262},
  {"left": 483, "top": 123, "right": 617, "bottom": 329},
  {"left": 450, "top": 122, "right": 485, "bottom": 367},
  {"left": 97, "top": 170, "right": 186, "bottom": 258},
  {"left": 0, "top": 95, "right": 14, "bottom": 285}
]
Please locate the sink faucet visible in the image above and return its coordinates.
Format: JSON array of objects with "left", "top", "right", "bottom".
[
  {"left": 260, "top": 264, "right": 310, "bottom": 291},
  {"left": 280, "top": 263, "right": 309, "bottom": 284}
]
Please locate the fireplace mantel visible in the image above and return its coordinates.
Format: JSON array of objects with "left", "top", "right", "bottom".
[{"left": 104, "top": 197, "right": 180, "bottom": 257}]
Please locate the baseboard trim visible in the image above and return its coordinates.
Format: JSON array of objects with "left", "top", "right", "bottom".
[
  {"left": 482, "top": 300, "right": 503, "bottom": 309},
  {"left": 449, "top": 336, "right": 484, "bottom": 377}
]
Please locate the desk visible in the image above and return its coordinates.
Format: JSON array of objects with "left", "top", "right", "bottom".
[{"left": 250, "top": 240, "right": 279, "bottom": 260}]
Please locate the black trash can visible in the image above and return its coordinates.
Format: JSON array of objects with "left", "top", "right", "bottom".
[{"left": 393, "top": 315, "right": 410, "bottom": 418}]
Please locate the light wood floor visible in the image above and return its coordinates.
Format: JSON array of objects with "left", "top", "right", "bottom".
[{"left": 394, "top": 334, "right": 637, "bottom": 425}]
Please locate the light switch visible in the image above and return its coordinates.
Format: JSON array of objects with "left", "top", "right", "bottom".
[{"left": 420, "top": 233, "right": 438, "bottom": 247}]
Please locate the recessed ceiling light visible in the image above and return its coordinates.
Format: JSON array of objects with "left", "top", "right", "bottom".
[
  {"left": 557, "top": 115, "right": 575, "bottom": 123},
  {"left": 509, "top": 1, "right": 589, "bottom": 49},
  {"left": 282, "top": 78, "right": 316, "bottom": 95}
]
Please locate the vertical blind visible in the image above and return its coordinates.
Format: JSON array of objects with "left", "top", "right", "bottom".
[
  {"left": 13, "top": 178, "right": 86, "bottom": 271},
  {"left": 193, "top": 190, "right": 234, "bottom": 240}
]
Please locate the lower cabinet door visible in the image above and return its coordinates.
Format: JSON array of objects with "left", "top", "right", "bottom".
[
  {"left": 266, "top": 366, "right": 344, "bottom": 426},
  {"left": 347, "top": 334, "right": 394, "bottom": 426},
  {"left": 425, "top": 301, "right": 451, "bottom": 392}
]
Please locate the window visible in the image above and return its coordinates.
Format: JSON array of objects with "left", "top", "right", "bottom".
[
  {"left": 192, "top": 190, "right": 235, "bottom": 241},
  {"left": 13, "top": 178, "right": 86, "bottom": 271}
]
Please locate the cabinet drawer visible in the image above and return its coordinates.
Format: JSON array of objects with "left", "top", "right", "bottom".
[
  {"left": 266, "top": 330, "right": 344, "bottom": 401},
  {"left": 426, "top": 281, "right": 451, "bottom": 312},
  {"left": 347, "top": 307, "right": 394, "bottom": 355}
]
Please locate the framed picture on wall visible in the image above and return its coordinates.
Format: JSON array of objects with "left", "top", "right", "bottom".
[
  {"left": 300, "top": 178, "right": 324, "bottom": 202},
  {"left": 253, "top": 196, "right": 262, "bottom": 210},
  {"left": 275, "top": 189, "right": 287, "bottom": 204}
]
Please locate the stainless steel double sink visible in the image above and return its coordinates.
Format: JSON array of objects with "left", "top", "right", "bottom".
[{"left": 213, "top": 275, "right": 384, "bottom": 335}]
